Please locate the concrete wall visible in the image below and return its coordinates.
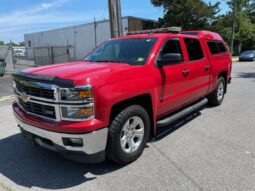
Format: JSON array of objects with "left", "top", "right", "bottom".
[
  {"left": 24, "top": 18, "right": 129, "bottom": 60},
  {"left": 0, "top": 46, "right": 15, "bottom": 73}
]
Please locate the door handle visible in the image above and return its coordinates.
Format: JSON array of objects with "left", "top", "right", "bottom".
[
  {"left": 182, "top": 69, "right": 190, "bottom": 76},
  {"left": 204, "top": 65, "right": 210, "bottom": 71}
]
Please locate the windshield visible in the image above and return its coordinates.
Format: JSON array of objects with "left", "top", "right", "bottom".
[
  {"left": 242, "top": 50, "right": 255, "bottom": 55},
  {"left": 84, "top": 38, "right": 157, "bottom": 65}
]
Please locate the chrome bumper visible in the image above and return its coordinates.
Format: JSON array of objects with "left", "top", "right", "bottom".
[{"left": 15, "top": 117, "right": 108, "bottom": 161}]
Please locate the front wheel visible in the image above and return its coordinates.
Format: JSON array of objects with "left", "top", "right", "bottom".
[
  {"left": 106, "top": 105, "right": 150, "bottom": 165},
  {"left": 208, "top": 77, "right": 226, "bottom": 106}
]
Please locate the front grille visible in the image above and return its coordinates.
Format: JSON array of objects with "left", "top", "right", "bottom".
[
  {"left": 18, "top": 98, "right": 56, "bottom": 119},
  {"left": 15, "top": 80, "right": 54, "bottom": 100}
]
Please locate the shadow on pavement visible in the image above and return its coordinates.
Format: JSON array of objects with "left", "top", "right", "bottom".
[
  {"left": 0, "top": 107, "right": 204, "bottom": 189},
  {"left": 151, "top": 111, "right": 201, "bottom": 142},
  {"left": 0, "top": 133, "right": 121, "bottom": 189},
  {"left": 236, "top": 72, "right": 255, "bottom": 80}
]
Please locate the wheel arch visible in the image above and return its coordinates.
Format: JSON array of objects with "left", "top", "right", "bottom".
[
  {"left": 218, "top": 70, "right": 228, "bottom": 93},
  {"left": 109, "top": 93, "right": 155, "bottom": 136}
]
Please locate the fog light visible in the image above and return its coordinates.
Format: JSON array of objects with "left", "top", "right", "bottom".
[{"left": 62, "top": 138, "right": 83, "bottom": 147}]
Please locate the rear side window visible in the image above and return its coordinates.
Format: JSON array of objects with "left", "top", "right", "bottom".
[
  {"left": 184, "top": 38, "right": 204, "bottom": 61},
  {"left": 207, "top": 41, "right": 227, "bottom": 55}
]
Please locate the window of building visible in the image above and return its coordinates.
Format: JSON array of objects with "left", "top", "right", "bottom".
[{"left": 28, "top": 40, "right": 31, "bottom": 47}]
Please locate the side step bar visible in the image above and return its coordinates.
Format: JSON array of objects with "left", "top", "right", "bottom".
[{"left": 156, "top": 98, "right": 208, "bottom": 128}]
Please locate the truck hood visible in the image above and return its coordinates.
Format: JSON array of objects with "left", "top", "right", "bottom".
[{"left": 22, "top": 61, "right": 147, "bottom": 87}]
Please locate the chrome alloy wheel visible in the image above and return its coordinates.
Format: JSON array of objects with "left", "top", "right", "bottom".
[
  {"left": 120, "top": 116, "right": 145, "bottom": 153},
  {"left": 217, "top": 82, "right": 224, "bottom": 101}
]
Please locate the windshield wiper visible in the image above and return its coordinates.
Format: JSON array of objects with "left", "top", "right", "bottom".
[
  {"left": 85, "top": 60, "right": 131, "bottom": 65},
  {"left": 93, "top": 60, "right": 111, "bottom": 62}
]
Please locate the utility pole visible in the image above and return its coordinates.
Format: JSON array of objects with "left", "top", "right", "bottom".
[
  {"left": 116, "top": 0, "right": 123, "bottom": 37},
  {"left": 108, "top": 0, "right": 115, "bottom": 38},
  {"left": 108, "top": 0, "right": 123, "bottom": 38},
  {"left": 230, "top": 0, "right": 237, "bottom": 55}
]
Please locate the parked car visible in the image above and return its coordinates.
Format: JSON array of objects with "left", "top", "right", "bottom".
[
  {"left": 0, "top": 58, "right": 6, "bottom": 77},
  {"left": 12, "top": 28, "right": 232, "bottom": 164},
  {"left": 239, "top": 50, "right": 255, "bottom": 61},
  {"left": 14, "top": 49, "right": 26, "bottom": 57}
]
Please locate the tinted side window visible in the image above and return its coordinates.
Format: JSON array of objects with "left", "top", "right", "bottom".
[
  {"left": 207, "top": 41, "right": 219, "bottom": 54},
  {"left": 184, "top": 38, "right": 204, "bottom": 61},
  {"left": 207, "top": 41, "right": 227, "bottom": 55},
  {"left": 161, "top": 39, "right": 183, "bottom": 61},
  {"left": 218, "top": 42, "right": 227, "bottom": 53}
]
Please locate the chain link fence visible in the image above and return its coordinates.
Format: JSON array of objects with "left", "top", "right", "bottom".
[{"left": 33, "top": 46, "right": 75, "bottom": 66}]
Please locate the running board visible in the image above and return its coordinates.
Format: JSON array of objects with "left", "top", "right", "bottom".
[{"left": 156, "top": 98, "right": 208, "bottom": 128}]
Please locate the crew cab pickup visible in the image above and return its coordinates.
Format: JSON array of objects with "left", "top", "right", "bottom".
[{"left": 12, "top": 28, "right": 232, "bottom": 164}]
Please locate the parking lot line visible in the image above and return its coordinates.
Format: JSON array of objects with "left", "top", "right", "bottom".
[{"left": 0, "top": 95, "right": 15, "bottom": 102}]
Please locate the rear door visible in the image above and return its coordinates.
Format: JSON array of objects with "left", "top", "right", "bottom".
[{"left": 183, "top": 37, "right": 210, "bottom": 97}]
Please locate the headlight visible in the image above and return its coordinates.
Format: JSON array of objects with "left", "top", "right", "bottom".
[
  {"left": 60, "top": 85, "right": 94, "bottom": 120},
  {"left": 61, "top": 106, "right": 94, "bottom": 120},
  {"left": 60, "top": 85, "right": 93, "bottom": 102}
]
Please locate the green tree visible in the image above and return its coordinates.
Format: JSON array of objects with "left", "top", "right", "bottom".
[
  {"left": 5, "top": 42, "right": 18, "bottom": 47},
  {"left": 18, "top": 42, "right": 25, "bottom": 47},
  {"left": 209, "top": 14, "right": 233, "bottom": 43},
  {"left": 235, "top": 12, "right": 255, "bottom": 51},
  {"left": 246, "top": 0, "right": 255, "bottom": 23},
  {"left": 151, "top": 0, "right": 220, "bottom": 29},
  {"left": 0, "top": 41, "right": 4, "bottom": 46},
  {"left": 210, "top": 0, "right": 255, "bottom": 53}
]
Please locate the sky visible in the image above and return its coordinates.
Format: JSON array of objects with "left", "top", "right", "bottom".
[{"left": 0, "top": 0, "right": 229, "bottom": 43}]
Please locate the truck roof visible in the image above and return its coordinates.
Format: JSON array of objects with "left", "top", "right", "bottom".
[{"left": 118, "top": 29, "right": 223, "bottom": 41}]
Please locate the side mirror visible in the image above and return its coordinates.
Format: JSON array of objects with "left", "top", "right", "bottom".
[
  {"left": 157, "top": 53, "right": 182, "bottom": 67},
  {"left": 4, "top": 62, "right": 6, "bottom": 67}
]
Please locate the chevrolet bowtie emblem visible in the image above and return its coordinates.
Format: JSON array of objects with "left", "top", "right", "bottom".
[{"left": 20, "top": 92, "right": 29, "bottom": 103}]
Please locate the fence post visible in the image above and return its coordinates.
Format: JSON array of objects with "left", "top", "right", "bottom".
[
  {"left": 33, "top": 48, "right": 37, "bottom": 66},
  {"left": 67, "top": 46, "right": 70, "bottom": 62},
  {"left": 50, "top": 46, "right": 54, "bottom": 64}
]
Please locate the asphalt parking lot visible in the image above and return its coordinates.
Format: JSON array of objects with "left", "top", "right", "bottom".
[
  {"left": 0, "top": 61, "right": 255, "bottom": 191},
  {"left": 0, "top": 75, "right": 13, "bottom": 98}
]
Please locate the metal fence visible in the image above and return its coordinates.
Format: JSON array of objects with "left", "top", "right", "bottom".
[{"left": 33, "top": 46, "right": 75, "bottom": 66}]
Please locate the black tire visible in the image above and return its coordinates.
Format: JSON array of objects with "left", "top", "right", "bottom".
[
  {"left": 106, "top": 105, "right": 150, "bottom": 165},
  {"left": 208, "top": 77, "right": 226, "bottom": 106},
  {"left": 0, "top": 74, "right": 3, "bottom": 77}
]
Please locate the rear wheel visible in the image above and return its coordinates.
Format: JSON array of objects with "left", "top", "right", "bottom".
[
  {"left": 208, "top": 77, "right": 226, "bottom": 106},
  {"left": 106, "top": 105, "right": 150, "bottom": 165},
  {"left": 0, "top": 74, "right": 3, "bottom": 77}
]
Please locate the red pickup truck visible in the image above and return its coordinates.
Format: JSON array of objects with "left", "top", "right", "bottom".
[{"left": 12, "top": 28, "right": 232, "bottom": 164}]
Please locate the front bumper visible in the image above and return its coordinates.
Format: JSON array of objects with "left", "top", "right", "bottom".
[
  {"left": 15, "top": 116, "right": 108, "bottom": 163},
  {"left": 239, "top": 57, "right": 254, "bottom": 61}
]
